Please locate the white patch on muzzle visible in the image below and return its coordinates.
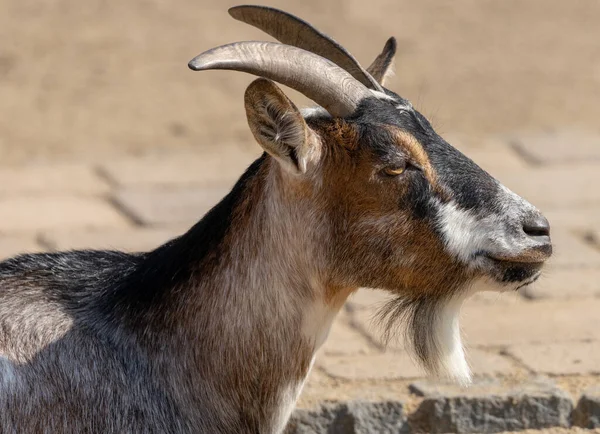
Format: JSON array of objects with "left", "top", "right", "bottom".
[
  {"left": 435, "top": 181, "right": 542, "bottom": 264},
  {"left": 436, "top": 201, "right": 498, "bottom": 264}
]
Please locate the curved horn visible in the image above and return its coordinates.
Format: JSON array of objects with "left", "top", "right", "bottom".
[
  {"left": 228, "top": 5, "right": 384, "bottom": 92},
  {"left": 188, "top": 41, "right": 371, "bottom": 118}
]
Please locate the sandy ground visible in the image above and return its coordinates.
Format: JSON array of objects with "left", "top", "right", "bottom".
[{"left": 1, "top": 0, "right": 600, "bottom": 163}]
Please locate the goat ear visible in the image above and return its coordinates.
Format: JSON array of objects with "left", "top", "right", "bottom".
[
  {"left": 367, "top": 37, "right": 397, "bottom": 86},
  {"left": 245, "top": 78, "right": 316, "bottom": 174}
]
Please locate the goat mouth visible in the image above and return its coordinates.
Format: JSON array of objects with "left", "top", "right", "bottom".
[
  {"left": 485, "top": 255, "right": 546, "bottom": 266},
  {"left": 480, "top": 254, "right": 546, "bottom": 284},
  {"left": 490, "top": 259, "right": 544, "bottom": 286}
]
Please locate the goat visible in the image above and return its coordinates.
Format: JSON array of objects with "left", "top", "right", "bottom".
[{"left": 0, "top": 5, "right": 552, "bottom": 433}]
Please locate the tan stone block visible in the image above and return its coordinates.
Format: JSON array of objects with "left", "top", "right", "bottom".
[
  {"left": 346, "top": 288, "right": 393, "bottom": 311},
  {"left": 511, "top": 131, "right": 600, "bottom": 165},
  {"left": 409, "top": 376, "right": 558, "bottom": 398},
  {"left": 492, "top": 164, "right": 600, "bottom": 208},
  {"left": 467, "top": 349, "right": 519, "bottom": 376},
  {"left": 318, "top": 347, "right": 516, "bottom": 381},
  {"left": 446, "top": 134, "right": 529, "bottom": 172},
  {"left": 318, "top": 352, "right": 424, "bottom": 380},
  {"left": 99, "top": 148, "right": 261, "bottom": 188},
  {"left": 544, "top": 206, "right": 600, "bottom": 231},
  {"left": 0, "top": 163, "right": 110, "bottom": 195},
  {"left": 0, "top": 196, "right": 130, "bottom": 232},
  {"left": 521, "top": 269, "right": 600, "bottom": 300},
  {"left": 409, "top": 376, "right": 572, "bottom": 432},
  {"left": 507, "top": 342, "right": 600, "bottom": 375},
  {"left": 349, "top": 308, "right": 392, "bottom": 350},
  {"left": 113, "top": 186, "right": 230, "bottom": 226},
  {"left": 461, "top": 298, "right": 600, "bottom": 347},
  {"left": 549, "top": 229, "right": 600, "bottom": 268},
  {"left": 319, "top": 316, "right": 375, "bottom": 356},
  {"left": 589, "top": 229, "right": 600, "bottom": 248},
  {"left": 468, "top": 146, "right": 528, "bottom": 173},
  {"left": 0, "top": 236, "right": 44, "bottom": 260},
  {"left": 296, "top": 369, "right": 413, "bottom": 409},
  {"left": 41, "top": 227, "right": 186, "bottom": 252},
  {"left": 294, "top": 369, "right": 333, "bottom": 408}
]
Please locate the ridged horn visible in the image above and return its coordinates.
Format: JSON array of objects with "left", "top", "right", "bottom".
[
  {"left": 188, "top": 41, "right": 371, "bottom": 118},
  {"left": 228, "top": 5, "right": 384, "bottom": 92}
]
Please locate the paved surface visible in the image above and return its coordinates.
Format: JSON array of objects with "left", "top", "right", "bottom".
[{"left": 0, "top": 132, "right": 599, "bottom": 432}]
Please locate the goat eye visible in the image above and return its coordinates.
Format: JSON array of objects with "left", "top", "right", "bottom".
[{"left": 383, "top": 165, "right": 406, "bottom": 176}]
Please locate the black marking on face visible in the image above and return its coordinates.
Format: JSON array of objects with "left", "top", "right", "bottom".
[
  {"left": 350, "top": 95, "right": 502, "bottom": 215},
  {"left": 500, "top": 263, "right": 542, "bottom": 283},
  {"left": 354, "top": 122, "right": 438, "bottom": 222}
]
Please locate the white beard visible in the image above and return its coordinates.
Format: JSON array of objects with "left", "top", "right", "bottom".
[
  {"left": 378, "top": 282, "right": 500, "bottom": 386},
  {"left": 428, "top": 293, "right": 472, "bottom": 385}
]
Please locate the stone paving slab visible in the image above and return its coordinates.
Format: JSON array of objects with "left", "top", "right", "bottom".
[
  {"left": 318, "top": 348, "right": 518, "bottom": 381},
  {"left": 0, "top": 162, "right": 111, "bottom": 195},
  {"left": 507, "top": 342, "right": 600, "bottom": 376},
  {"left": 573, "top": 386, "right": 600, "bottom": 428},
  {"left": 510, "top": 131, "right": 600, "bottom": 165},
  {"left": 409, "top": 377, "right": 573, "bottom": 433},
  {"left": 493, "top": 164, "right": 600, "bottom": 207},
  {"left": 589, "top": 230, "right": 600, "bottom": 248},
  {"left": 318, "top": 352, "right": 425, "bottom": 381},
  {"left": 521, "top": 269, "right": 600, "bottom": 300},
  {"left": 0, "top": 235, "right": 43, "bottom": 260},
  {"left": 297, "top": 369, "right": 412, "bottom": 409},
  {"left": 320, "top": 316, "right": 376, "bottom": 356},
  {"left": 462, "top": 147, "right": 528, "bottom": 173},
  {"left": 444, "top": 135, "right": 529, "bottom": 172},
  {"left": 465, "top": 350, "right": 522, "bottom": 377},
  {"left": 287, "top": 400, "right": 406, "bottom": 434},
  {"left": 40, "top": 226, "right": 186, "bottom": 252},
  {"left": 346, "top": 288, "right": 394, "bottom": 312},
  {"left": 543, "top": 206, "right": 600, "bottom": 231},
  {"left": 409, "top": 376, "right": 549, "bottom": 398},
  {"left": 460, "top": 298, "right": 600, "bottom": 346},
  {"left": 0, "top": 196, "right": 131, "bottom": 232},
  {"left": 348, "top": 308, "right": 387, "bottom": 347},
  {"left": 99, "top": 148, "right": 260, "bottom": 188},
  {"left": 548, "top": 229, "right": 600, "bottom": 268},
  {"left": 113, "top": 186, "right": 230, "bottom": 226}
]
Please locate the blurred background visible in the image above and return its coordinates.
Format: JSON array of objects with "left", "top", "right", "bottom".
[
  {"left": 1, "top": 0, "right": 600, "bottom": 162},
  {"left": 1, "top": 1, "right": 600, "bottom": 432}
]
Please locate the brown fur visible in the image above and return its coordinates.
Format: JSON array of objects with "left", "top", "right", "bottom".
[{"left": 305, "top": 120, "right": 472, "bottom": 299}]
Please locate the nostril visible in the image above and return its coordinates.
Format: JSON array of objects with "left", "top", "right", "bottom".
[{"left": 523, "top": 215, "right": 551, "bottom": 238}]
